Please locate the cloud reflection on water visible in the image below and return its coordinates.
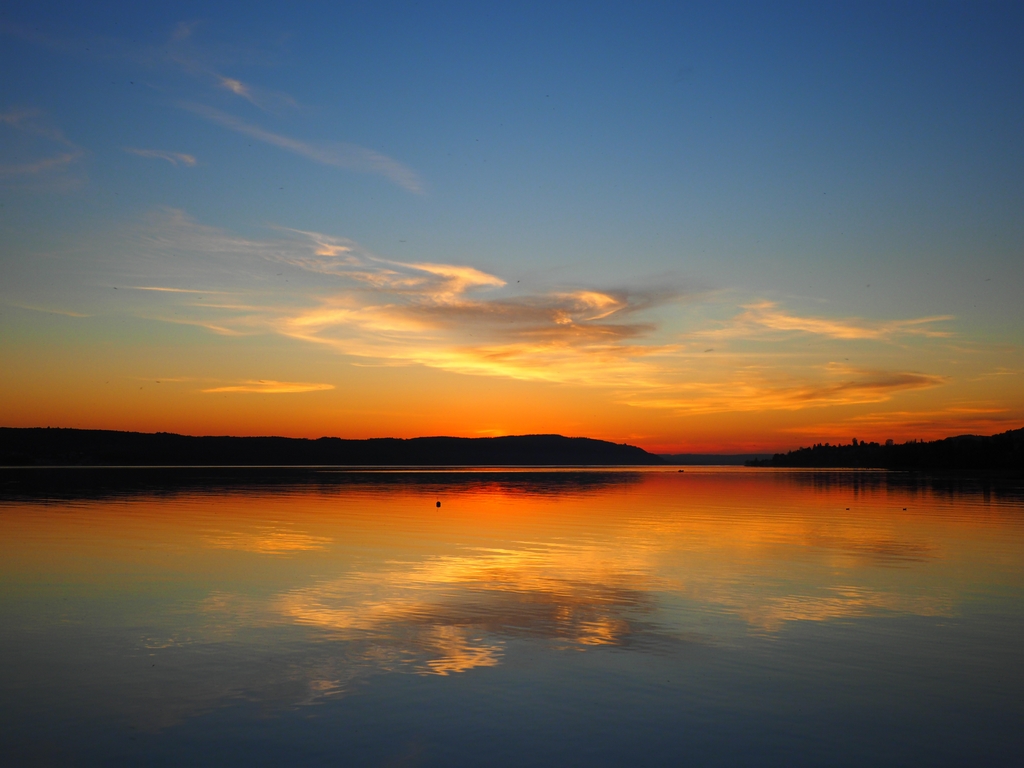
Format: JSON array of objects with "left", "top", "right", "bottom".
[
  {"left": 3, "top": 468, "right": 1021, "bottom": 732},
  {"left": 274, "top": 545, "right": 663, "bottom": 676},
  {"left": 203, "top": 525, "right": 332, "bottom": 554},
  {"left": 740, "top": 586, "right": 952, "bottom": 632}
]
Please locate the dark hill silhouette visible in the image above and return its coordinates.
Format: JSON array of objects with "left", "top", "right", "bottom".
[
  {"left": 0, "top": 428, "right": 665, "bottom": 467},
  {"left": 747, "top": 428, "right": 1024, "bottom": 471}
]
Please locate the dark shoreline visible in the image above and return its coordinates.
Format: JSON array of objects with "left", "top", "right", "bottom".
[
  {"left": 0, "top": 427, "right": 664, "bottom": 467},
  {"left": 746, "top": 427, "right": 1024, "bottom": 472},
  {"left": 4, "top": 425, "right": 1022, "bottom": 473}
]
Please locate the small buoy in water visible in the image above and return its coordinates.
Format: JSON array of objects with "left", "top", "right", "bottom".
[
  {"left": 678, "top": 469, "right": 684, "bottom": 473},
  {"left": 436, "top": 501, "right": 441, "bottom": 508}
]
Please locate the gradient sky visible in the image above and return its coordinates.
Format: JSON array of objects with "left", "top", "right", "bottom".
[{"left": 1, "top": 1, "right": 1022, "bottom": 452}]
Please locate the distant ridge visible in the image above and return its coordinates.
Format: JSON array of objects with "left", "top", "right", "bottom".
[
  {"left": 747, "top": 428, "right": 1024, "bottom": 471},
  {"left": 0, "top": 428, "right": 665, "bottom": 467}
]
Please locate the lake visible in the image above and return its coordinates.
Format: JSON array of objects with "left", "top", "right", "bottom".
[{"left": 1, "top": 467, "right": 1022, "bottom": 766}]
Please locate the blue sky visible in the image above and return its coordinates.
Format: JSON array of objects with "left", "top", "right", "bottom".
[{"left": 1, "top": 1, "right": 1022, "bottom": 448}]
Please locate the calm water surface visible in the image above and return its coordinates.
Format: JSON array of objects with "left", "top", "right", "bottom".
[{"left": 1, "top": 468, "right": 1022, "bottom": 766}]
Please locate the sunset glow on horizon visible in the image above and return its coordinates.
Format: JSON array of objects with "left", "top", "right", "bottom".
[{"left": 2, "top": 3, "right": 1022, "bottom": 452}]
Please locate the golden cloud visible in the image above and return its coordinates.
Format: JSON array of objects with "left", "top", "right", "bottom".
[
  {"left": 113, "top": 211, "right": 967, "bottom": 416},
  {"left": 624, "top": 367, "right": 945, "bottom": 415},
  {"left": 733, "top": 301, "right": 953, "bottom": 340},
  {"left": 202, "top": 380, "right": 334, "bottom": 394}
]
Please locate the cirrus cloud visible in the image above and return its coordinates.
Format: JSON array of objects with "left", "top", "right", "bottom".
[
  {"left": 125, "top": 148, "right": 197, "bottom": 166},
  {"left": 732, "top": 301, "right": 953, "bottom": 340},
  {"left": 181, "top": 103, "right": 424, "bottom": 193},
  {"left": 0, "top": 107, "right": 83, "bottom": 188},
  {"left": 202, "top": 380, "right": 334, "bottom": 394}
]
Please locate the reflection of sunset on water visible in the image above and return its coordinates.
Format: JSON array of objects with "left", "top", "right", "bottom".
[
  {"left": 3, "top": 472, "right": 1020, "bottom": 645},
  {"left": 1, "top": 468, "right": 1023, "bottom": 749}
]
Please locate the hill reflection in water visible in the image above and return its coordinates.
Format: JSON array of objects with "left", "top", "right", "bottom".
[{"left": 1, "top": 468, "right": 1022, "bottom": 766}]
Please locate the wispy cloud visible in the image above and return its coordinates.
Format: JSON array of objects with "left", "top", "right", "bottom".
[
  {"left": 218, "top": 76, "right": 250, "bottom": 98},
  {"left": 218, "top": 76, "right": 260, "bottom": 105},
  {"left": 777, "top": 404, "right": 1022, "bottom": 442},
  {"left": 0, "top": 152, "right": 81, "bottom": 176},
  {"left": 170, "top": 21, "right": 196, "bottom": 43},
  {"left": 2, "top": 19, "right": 298, "bottom": 112},
  {"left": 730, "top": 301, "right": 953, "bottom": 340},
  {"left": 622, "top": 367, "right": 945, "bottom": 415},
  {"left": 127, "top": 286, "right": 226, "bottom": 294},
  {"left": 146, "top": 316, "right": 248, "bottom": 336},
  {"left": 0, "top": 107, "right": 83, "bottom": 186},
  {"left": 125, "top": 148, "right": 197, "bottom": 166},
  {"left": 158, "top": 22, "right": 300, "bottom": 111},
  {"left": 202, "top": 380, "right": 335, "bottom": 394},
  {"left": 0, "top": 108, "right": 74, "bottom": 144},
  {"left": 5, "top": 302, "right": 89, "bottom": 318},
  {"left": 172, "top": 57, "right": 299, "bottom": 112},
  {"left": 181, "top": 103, "right": 424, "bottom": 193}
]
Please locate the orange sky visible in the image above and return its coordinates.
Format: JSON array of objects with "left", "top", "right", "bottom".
[
  {"left": 2, "top": 274, "right": 1021, "bottom": 452},
  {"left": 2, "top": 9, "right": 1023, "bottom": 452}
]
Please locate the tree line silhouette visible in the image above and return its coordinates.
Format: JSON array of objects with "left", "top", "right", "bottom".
[{"left": 747, "top": 428, "right": 1024, "bottom": 471}]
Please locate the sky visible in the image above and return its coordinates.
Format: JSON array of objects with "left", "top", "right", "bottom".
[{"left": 1, "top": 1, "right": 1022, "bottom": 453}]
